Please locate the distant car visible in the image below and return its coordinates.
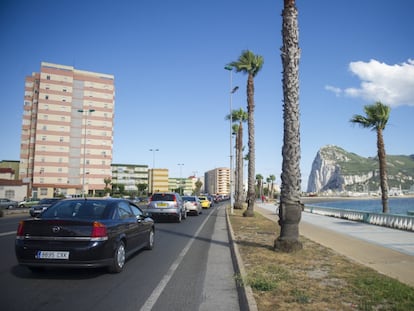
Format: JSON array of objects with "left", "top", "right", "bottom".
[
  {"left": 182, "top": 195, "right": 202, "bottom": 216},
  {"left": 146, "top": 192, "right": 186, "bottom": 222},
  {"left": 18, "top": 198, "right": 40, "bottom": 208},
  {"left": 198, "top": 196, "right": 211, "bottom": 209},
  {"left": 207, "top": 195, "right": 214, "bottom": 207},
  {"left": 15, "top": 198, "right": 154, "bottom": 273},
  {"left": 29, "top": 198, "right": 62, "bottom": 217},
  {"left": 0, "top": 198, "right": 19, "bottom": 209}
]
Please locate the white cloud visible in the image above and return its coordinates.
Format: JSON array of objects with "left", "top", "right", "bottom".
[
  {"left": 327, "top": 59, "right": 414, "bottom": 107},
  {"left": 324, "top": 85, "right": 342, "bottom": 96}
]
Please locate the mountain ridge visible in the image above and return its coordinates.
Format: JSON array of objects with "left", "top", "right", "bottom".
[{"left": 307, "top": 145, "right": 414, "bottom": 193}]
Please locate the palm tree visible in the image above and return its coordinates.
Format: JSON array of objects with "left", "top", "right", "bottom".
[
  {"left": 226, "top": 108, "right": 248, "bottom": 209},
  {"left": 350, "top": 101, "right": 391, "bottom": 213},
  {"left": 274, "top": 0, "right": 303, "bottom": 252},
  {"left": 256, "top": 174, "right": 264, "bottom": 200},
  {"left": 228, "top": 50, "right": 264, "bottom": 217},
  {"left": 269, "top": 174, "right": 276, "bottom": 200},
  {"left": 104, "top": 177, "right": 112, "bottom": 195}
]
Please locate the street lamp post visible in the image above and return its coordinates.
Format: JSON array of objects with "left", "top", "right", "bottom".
[
  {"left": 149, "top": 149, "right": 159, "bottom": 194},
  {"left": 178, "top": 163, "right": 184, "bottom": 195},
  {"left": 78, "top": 109, "right": 95, "bottom": 198},
  {"left": 225, "top": 66, "right": 238, "bottom": 213}
]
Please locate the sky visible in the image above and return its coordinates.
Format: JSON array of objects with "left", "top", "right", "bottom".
[{"left": 1, "top": 0, "right": 413, "bottom": 190}]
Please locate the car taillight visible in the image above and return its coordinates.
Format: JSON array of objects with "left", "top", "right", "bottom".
[
  {"left": 16, "top": 221, "right": 24, "bottom": 237},
  {"left": 91, "top": 221, "right": 108, "bottom": 241}
]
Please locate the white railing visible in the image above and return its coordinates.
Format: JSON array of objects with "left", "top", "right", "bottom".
[{"left": 304, "top": 205, "right": 414, "bottom": 232}]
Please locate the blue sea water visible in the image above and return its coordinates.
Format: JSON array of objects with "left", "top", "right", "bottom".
[{"left": 308, "top": 197, "right": 414, "bottom": 216}]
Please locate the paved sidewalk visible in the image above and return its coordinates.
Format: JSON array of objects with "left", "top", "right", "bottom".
[
  {"left": 256, "top": 203, "right": 414, "bottom": 287},
  {"left": 200, "top": 205, "right": 241, "bottom": 311}
]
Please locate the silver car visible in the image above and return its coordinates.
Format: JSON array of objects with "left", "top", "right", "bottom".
[
  {"left": 182, "top": 195, "right": 202, "bottom": 216},
  {"left": 146, "top": 192, "right": 186, "bottom": 222},
  {"left": 0, "top": 198, "right": 19, "bottom": 209}
]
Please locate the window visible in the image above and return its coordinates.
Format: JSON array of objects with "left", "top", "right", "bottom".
[
  {"left": 130, "top": 204, "right": 143, "bottom": 217},
  {"left": 46, "top": 75, "right": 50, "bottom": 80},
  {"left": 117, "top": 202, "right": 133, "bottom": 219},
  {"left": 40, "top": 188, "right": 48, "bottom": 195},
  {"left": 5, "top": 190, "right": 15, "bottom": 199},
  {"left": 45, "top": 95, "right": 49, "bottom": 100},
  {"left": 59, "top": 137, "right": 64, "bottom": 142}
]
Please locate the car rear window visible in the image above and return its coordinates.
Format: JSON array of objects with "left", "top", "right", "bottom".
[
  {"left": 151, "top": 193, "right": 176, "bottom": 201},
  {"left": 183, "top": 196, "right": 195, "bottom": 202},
  {"left": 42, "top": 200, "right": 107, "bottom": 219}
]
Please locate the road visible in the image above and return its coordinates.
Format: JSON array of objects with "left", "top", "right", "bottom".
[{"left": 0, "top": 202, "right": 237, "bottom": 311}]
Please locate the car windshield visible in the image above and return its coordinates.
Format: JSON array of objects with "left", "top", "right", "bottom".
[
  {"left": 199, "top": 197, "right": 207, "bottom": 200},
  {"left": 41, "top": 200, "right": 107, "bottom": 219},
  {"left": 151, "top": 193, "right": 176, "bottom": 201}
]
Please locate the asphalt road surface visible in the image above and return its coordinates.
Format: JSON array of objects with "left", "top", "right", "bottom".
[{"left": 0, "top": 202, "right": 238, "bottom": 311}]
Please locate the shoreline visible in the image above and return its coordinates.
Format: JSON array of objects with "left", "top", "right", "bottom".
[{"left": 300, "top": 194, "right": 414, "bottom": 204}]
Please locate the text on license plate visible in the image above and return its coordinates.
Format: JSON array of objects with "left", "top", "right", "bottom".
[
  {"left": 157, "top": 203, "right": 167, "bottom": 207},
  {"left": 36, "top": 251, "right": 69, "bottom": 260}
]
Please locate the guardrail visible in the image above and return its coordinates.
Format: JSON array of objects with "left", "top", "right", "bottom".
[{"left": 304, "top": 205, "right": 414, "bottom": 232}]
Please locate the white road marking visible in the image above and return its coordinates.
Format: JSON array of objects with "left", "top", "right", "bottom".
[
  {"left": 0, "top": 231, "right": 16, "bottom": 237},
  {"left": 139, "top": 207, "right": 216, "bottom": 311}
]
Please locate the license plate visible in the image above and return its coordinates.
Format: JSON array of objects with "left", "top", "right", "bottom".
[
  {"left": 157, "top": 203, "right": 167, "bottom": 207},
  {"left": 36, "top": 251, "right": 69, "bottom": 260}
]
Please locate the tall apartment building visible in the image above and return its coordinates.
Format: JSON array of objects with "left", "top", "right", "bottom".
[
  {"left": 19, "top": 62, "right": 115, "bottom": 198},
  {"left": 204, "top": 167, "right": 230, "bottom": 195}
]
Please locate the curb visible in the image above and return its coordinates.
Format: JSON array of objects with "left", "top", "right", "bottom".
[
  {"left": 1, "top": 208, "right": 29, "bottom": 217},
  {"left": 226, "top": 206, "right": 258, "bottom": 311}
]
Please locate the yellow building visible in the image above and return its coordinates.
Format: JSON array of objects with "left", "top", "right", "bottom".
[{"left": 148, "top": 168, "right": 169, "bottom": 193}]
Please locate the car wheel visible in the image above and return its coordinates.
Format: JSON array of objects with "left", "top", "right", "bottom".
[
  {"left": 145, "top": 229, "right": 154, "bottom": 250},
  {"left": 183, "top": 210, "right": 187, "bottom": 220},
  {"left": 176, "top": 212, "right": 182, "bottom": 223},
  {"left": 108, "top": 241, "right": 126, "bottom": 273},
  {"left": 19, "top": 204, "right": 25, "bottom": 208}
]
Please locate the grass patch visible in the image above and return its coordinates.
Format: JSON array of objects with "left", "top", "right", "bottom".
[{"left": 229, "top": 207, "right": 414, "bottom": 311}]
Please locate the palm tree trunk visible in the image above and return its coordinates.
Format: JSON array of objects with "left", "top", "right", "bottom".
[
  {"left": 274, "top": 0, "right": 303, "bottom": 252},
  {"left": 244, "top": 74, "right": 256, "bottom": 217},
  {"left": 377, "top": 128, "right": 389, "bottom": 213},
  {"left": 235, "top": 125, "right": 244, "bottom": 209}
]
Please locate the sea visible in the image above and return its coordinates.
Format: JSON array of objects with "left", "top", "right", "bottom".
[{"left": 307, "top": 197, "right": 414, "bottom": 216}]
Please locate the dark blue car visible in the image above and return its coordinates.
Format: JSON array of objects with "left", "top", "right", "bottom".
[{"left": 16, "top": 198, "right": 154, "bottom": 273}]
